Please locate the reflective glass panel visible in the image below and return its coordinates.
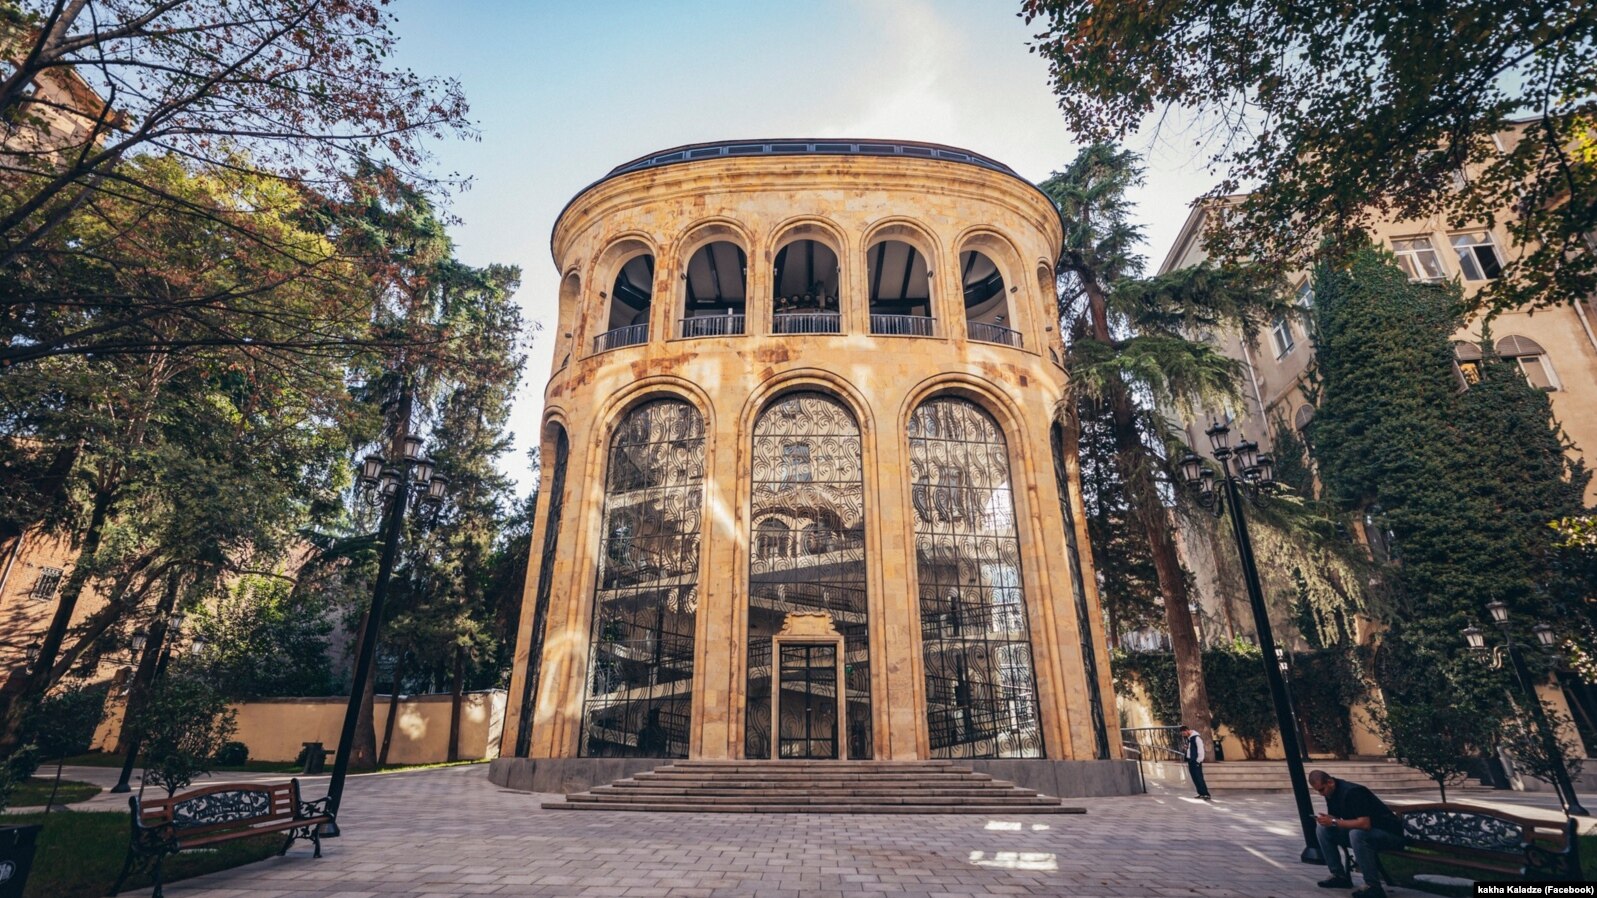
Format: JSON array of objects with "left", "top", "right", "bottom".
[
  {"left": 580, "top": 399, "right": 705, "bottom": 758},
  {"left": 746, "top": 393, "right": 871, "bottom": 759},
  {"left": 910, "top": 397, "right": 1043, "bottom": 759}
]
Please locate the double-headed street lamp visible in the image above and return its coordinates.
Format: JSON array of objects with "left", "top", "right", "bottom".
[
  {"left": 323, "top": 435, "right": 447, "bottom": 836},
  {"left": 1180, "top": 421, "right": 1322, "bottom": 864},
  {"left": 1462, "top": 602, "right": 1587, "bottom": 816}
]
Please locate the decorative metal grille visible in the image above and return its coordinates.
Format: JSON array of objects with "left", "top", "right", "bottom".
[
  {"left": 171, "top": 789, "right": 272, "bottom": 828},
  {"left": 746, "top": 392, "right": 872, "bottom": 759},
  {"left": 1053, "top": 423, "right": 1110, "bottom": 759},
  {"left": 515, "top": 427, "right": 569, "bottom": 757},
  {"left": 580, "top": 399, "right": 705, "bottom": 758},
  {"left": 910, "top": 398, "right": 1043, "bottom": 759}
]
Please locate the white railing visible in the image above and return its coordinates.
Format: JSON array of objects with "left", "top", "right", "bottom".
[
  {"left": 870, "top": 314, "right": 935, "bottom": 337},
  {"left": 593, "top": 323, "right": 649, "bottom": 353},
  {"left": 772, "top": 312, "right": 842, "bottom": 334},
  {"left": 680, "top": 315, "right": 745, "bottom": 338},
  {"left": 967, "top": 321, "right": 1022, "bottom": 347}
]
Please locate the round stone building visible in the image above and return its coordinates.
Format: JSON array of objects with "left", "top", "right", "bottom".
[{"left": 495, "top": 140, "right": 1123, "bottom": 790}]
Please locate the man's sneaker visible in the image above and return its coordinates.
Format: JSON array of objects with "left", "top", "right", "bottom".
[
  {"left": 1317, "top": 876, "right": 1352, "bottom": 889},
  {"left": 1351, "top": 886, "right": 1387, "bottom": 898},
  {"left": 1199, "top": 794, "right": 1213, "bottom": 801}
]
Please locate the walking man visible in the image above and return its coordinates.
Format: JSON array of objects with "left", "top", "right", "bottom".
[
  {"left": 1310, "top": 769, "right": 1404, "bottom": 898},
  {"left": 1178, "top": 724, "right": 1211, "bottom": 800}
]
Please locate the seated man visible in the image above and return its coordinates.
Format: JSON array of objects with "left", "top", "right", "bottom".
[{"left": 1310, "top": 769, "right": 1404, "bottom": 898}]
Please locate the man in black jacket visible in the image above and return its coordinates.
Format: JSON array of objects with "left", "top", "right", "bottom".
[
  {"left": 1310, "top": 769, "right": 1404, "bottom": 898},
  {"left": 1178, "top": 724, "right": 1211, "bottom": 800}
]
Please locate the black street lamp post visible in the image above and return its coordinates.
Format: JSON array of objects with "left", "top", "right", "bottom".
[
  {"left": 323, "top": 436, "right": 447, "bottom": 836},
  {"left": 1462, "top": 604, "right": 1587, "bottom": 816},
  {"left": 1180, "top": 422, "right": 1322, "bottom": 864}
]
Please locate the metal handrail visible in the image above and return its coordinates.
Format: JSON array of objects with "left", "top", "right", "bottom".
[
  {"left": 870, "top": 314, "right": 935, "bottom": 337},
  {"left": 680, "top": 315, "right": 745, "bottom": 338},
  {"left": 967, "top": 321, "right": 1023, "bottom": 348},
  {"left": 772, "top": 312, "right": 842, "bottom": 334},
  {"left": 1121, "top": 725, "right": 1186, "bottom": 762},
  {"left": 593, "top": 323, "right": 649, "bottom": 353}
]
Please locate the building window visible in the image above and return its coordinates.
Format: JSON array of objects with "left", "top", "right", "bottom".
[
  {"left": 514, "top": 426, "right": 569, "bottom": 757},
  {"left": 1450, "top": 232, "right": 1503, "bottom": 281},
  {"left": 1496, "top": 335, "right": 1559, "bottom": 390},
  {"left": 29, "top": 567, "right": 63, "bottom": 600},
  {"left": 1453, "top": 341, "right": 1484, "bottom": 388},
  {"left": 1392, "top": 236, "right": 1446, "bottom": 282},
  {"left": 1050, "top": 423, "right": 1109, "bottom": 759},
  {"left": 746, "top": 392, "right": 871, "bottom": 759},
  {"left": 580, "top": 398, "right": 705, "bottom": 759},
  {"left": 1270, "top": 314, "right": 1296, "bottom": 358},
  {"left": 1295, "top": 279, "right": 1314, "bottom": 309},
  {"left": 910, "top": 397, "right": 1042, "bottom": 760},
  {"left": 780, "top": 442, "right": 812, "bottom": 484}
]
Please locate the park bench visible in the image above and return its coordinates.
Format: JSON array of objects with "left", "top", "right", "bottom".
[
  {"left": 111, "top": 779, "right": 334, "bottom": 898},
  {"left": 1373, "top": 802, "right": 1581, "bottom": 884}
]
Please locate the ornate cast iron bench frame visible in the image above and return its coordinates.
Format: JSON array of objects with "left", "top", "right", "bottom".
[
  {"left": 1376, "top": 802, "right": 1582, "bottom": 883},
  {"left": 111, "top": 778, "right": 334, "bottom": 898}
]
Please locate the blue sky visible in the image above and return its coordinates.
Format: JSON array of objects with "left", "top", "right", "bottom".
[{"left": 388, "top": 0, "right": 1215, "bottom": 493}]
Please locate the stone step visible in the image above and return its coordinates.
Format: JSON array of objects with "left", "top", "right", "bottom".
[
  {"left": 546, "top": 759, "right": 1080, "bottom": 815},
  {"left": 542, "top": 800, "right": 1084, "bottom": 814},
  {"left": 600, "top": 779, "right": 1034, "bottom": 792},
  {"left": 636, "top": 770, "right": 994, "bottom": 782}
]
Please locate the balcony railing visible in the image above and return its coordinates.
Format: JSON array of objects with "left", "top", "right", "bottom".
[
  {"left": 870, "top": 314, "right": 935, "bottom": 337},
  {"left": 593, "top": 323, "right": 649, "bottom": 353},
  {"left": 967, "top": 320, "right": 1022, "bottom": 348},
  {"left": 772, "top": 312, "right": 842, "bottom": 335},
  {"left": 679, "top": 315, "right": 745, "bottom": 339}
]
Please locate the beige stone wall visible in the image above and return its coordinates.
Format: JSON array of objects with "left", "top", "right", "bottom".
[
  {"left": 0, "top": 529, "right": 112, "bottom": 670},
  {"left": 92, "top": 691, "right": 508, "bottom": 764},
  {"left": 501, "top": 149, "right": 1119, "bottom": 762}
]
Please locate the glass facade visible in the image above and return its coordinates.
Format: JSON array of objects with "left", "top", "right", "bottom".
[
  {"left": 580, "top": 399, "right": 705, "bottom": 758},
  {"left": 910, "top": 397, "right": 1043, "bottom": 759},
  {"left": 1051, "top": 422, "right": 1110, "bottom": 759},
  {"left": 515, "top": 426, "right": 569, "bottom": 757},
  {"left": 745, "top": 392, "right": 871, "bottom": 759}
]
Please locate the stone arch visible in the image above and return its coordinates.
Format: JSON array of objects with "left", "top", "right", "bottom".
[
  {"left": 902, "top": 391, "right": 1045, "bottom": 759},
  {"left": 744, "top": 388, "right": 873, "bottom": 759},
  {"left": 556, "top": 271, "right": 581, "bottom": 370},
  {"left": 591, "top": 234, "right": 660, "bottom": 350},
  {"left": 954, "top": 229, "right": 1029, "bottom": 348},
  {"left": 675, "top": 220, "right": 752, "bottom": 339},
  {"left": 577, "top": 393, "right": 709, "bottom": 759},
  {"left": 863, "top": 219, "right": 942, "bottom": 332},
  {"left": 768, "top": 218, "right": 847, "bottom": 326}
]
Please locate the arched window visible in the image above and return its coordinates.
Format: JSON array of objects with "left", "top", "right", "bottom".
[
  {"left": 771, "top": 239, "right": 841, "bottom": 334},
  {"left": 1051, "top": 422, "right": 1109, "bottom": 759},
  {"left": 747, "top": 392, "right": 871, "bottom": 759},
  {"left": 580, "top": 398, "right": 705, "bottom": 758},
  {"left": 681, "top": 240, "right": 747, "bottom": 338},
  {"left": 867, "top": 239, "right": 935, "bottom": 336},
  {"left": 597, "top": 253, "right": 653, "bottom": 352},
  {"left": 1496, "top": 335, "right": 1559, "bottom": 390},
  {"left": 755, "top": 518, "right": 790, "bottom": 559},
  {"left": 514, "top": 425, "right": 569, "bottom": 757},
  {"left": 911, "top": 397, "right": 1042, "bottom": 759},
  {"left": 960, "top": 251, "right": 1020, "bottom": 347}
]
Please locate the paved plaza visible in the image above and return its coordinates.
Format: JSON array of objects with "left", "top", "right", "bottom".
[{"left": 91, "top": 762, "right": 1515, "bottom": 898}]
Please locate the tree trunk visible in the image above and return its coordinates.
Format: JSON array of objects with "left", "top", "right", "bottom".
[
  {"left": 447, "top": 644, "right": 464, "bottom": 763},
  {"left": 114, "top": 571, "right": 181, "bottom": 754},
  {"left": 1083, "top": 280, "right": 1215, "bottom": 742},
  {"left": 378, "top": 653, "right": 405, "bottom": 766},
  {"left": 0, "top": 485, "right": 114, "bottom": 754}
]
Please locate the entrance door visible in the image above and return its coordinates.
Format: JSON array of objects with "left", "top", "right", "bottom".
[{"left": 777, "top": 643, "right": 838, "bottom": 759}]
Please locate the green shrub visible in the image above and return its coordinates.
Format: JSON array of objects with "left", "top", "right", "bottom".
[{"left": 215, "top": 741, "right": 250, "bottom": 766}]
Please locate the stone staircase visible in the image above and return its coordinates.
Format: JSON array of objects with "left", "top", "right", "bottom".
[
  {"left": 542, "top": 759, "right": 1084, "bottom": 814},
  {"left": 1188, "top": 760, "right": 1438, "bottom": 792}
]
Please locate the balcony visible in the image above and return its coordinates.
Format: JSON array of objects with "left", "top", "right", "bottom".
[
  {"left": 679, "top": 314, "right": 745, "bottom": 339},
  {"left": 870, "top": 314, "right": 935, "bottom": 337},
  {"left": 772, "top": 312, "right": 842, "bottom": 335},
  {"left": 967, "top": 321, "right": 1022, "bottom": 348},
  {"left": 593, "top": 323, "right": 648, "bottom": 353}
]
